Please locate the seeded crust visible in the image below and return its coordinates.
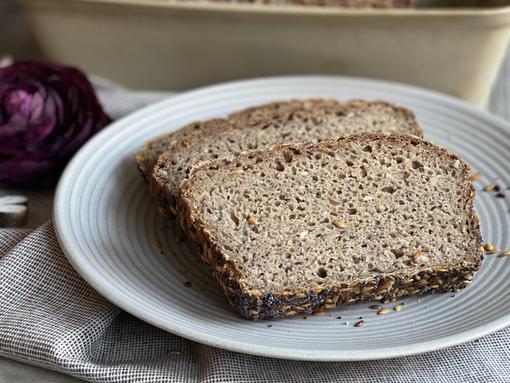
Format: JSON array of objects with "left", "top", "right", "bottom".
[
  {"left": 176, "top": 134, "right": 483, "bottom": 320},
  {"left": 151, "top": 99, "right": 422, "bottom": 215}
]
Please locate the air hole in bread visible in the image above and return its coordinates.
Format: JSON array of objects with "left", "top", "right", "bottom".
[
  {"left": 283, "top": 152, "right": 293, "bottom": 163},
  {"left": 412, "top": 160, "right": 423, "bottom": 169},
  {"left": 382, "top": 186, "right": 396, "bottom": 194},
  {"left": 317, "top": 267, "right": 328, "bottom": 278},
  {"left": 391, "top": 248, "right": 405, "bottom": 258},
  {"left": 230, "top": 212, "right": 240, "bottom": 226}
]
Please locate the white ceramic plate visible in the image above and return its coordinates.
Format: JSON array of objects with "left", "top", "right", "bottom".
[{"left": 54, "top": 76, "right": 510, "bottom": 361}]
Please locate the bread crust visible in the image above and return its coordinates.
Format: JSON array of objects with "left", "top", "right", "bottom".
[{"left": 176, "top": 133, "right": 483, "bottom": 320}]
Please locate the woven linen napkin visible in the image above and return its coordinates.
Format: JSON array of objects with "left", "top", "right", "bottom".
[{"left": 2, "top": 77, "right": 510, "bottom": 383}]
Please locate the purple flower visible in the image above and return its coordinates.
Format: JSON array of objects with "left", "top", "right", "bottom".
[{"left": 0, "top": 61, "right": 111, "bottom": 187}]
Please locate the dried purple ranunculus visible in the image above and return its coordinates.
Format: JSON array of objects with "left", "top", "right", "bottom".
[{"left": 0, "top": 61, "right": 111, "bottom": 187}]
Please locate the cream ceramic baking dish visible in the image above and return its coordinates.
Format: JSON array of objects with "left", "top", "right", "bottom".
[{"left": 18, "top": 0, "right": 510, "bottom": 106}]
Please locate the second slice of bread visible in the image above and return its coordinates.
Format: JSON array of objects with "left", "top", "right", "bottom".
[{"left": 152, "top": 99, "right": 422, "bottom": 215}]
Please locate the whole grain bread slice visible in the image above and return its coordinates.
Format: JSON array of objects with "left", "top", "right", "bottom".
[
  {"left": 176, "top": 133, "right": 482, "bottom": 320},
  {"left": 151, "top": 99, "right": 422, "bottom": 214},
  {"left": 136, "top": 99, "right": 418, "bottom": 181}
]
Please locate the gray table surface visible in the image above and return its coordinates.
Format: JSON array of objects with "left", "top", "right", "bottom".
[{"left": 1, "top": 3, "right": 510, "bottom": 378}]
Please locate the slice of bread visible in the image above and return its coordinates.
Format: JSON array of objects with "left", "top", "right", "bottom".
[
  {"left": 151, "top": 99, "right": 422, "bottom": 214},
  {"left": 136, "top": 99, "right": 419, "bottom": 182},
  {"left": 176, "top": 134, "right": 482, "bottom": 320}
]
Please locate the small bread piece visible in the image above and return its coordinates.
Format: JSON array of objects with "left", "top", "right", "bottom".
[
  {"left": 152, "top": 99, "right": 422, "bottom": 214},
  {"left": 176, "top": 134, "right": 482, "bottom": 319}
]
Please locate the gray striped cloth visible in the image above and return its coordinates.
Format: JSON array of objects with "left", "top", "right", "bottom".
[{"left": 2, "top": 58, "right": 510, "bottom": 382}]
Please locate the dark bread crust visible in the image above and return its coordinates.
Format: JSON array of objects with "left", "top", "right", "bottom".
[
  {"left": 151, "top": 99, "right": 422, "bottom": 215},
  {"left": 176, "top": 133, "right": 483, "bottom": 320}
]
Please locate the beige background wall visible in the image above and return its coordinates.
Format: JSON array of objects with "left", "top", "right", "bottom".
[{"left": 0, "top": 1, "right": 42, "bottom": 60}]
